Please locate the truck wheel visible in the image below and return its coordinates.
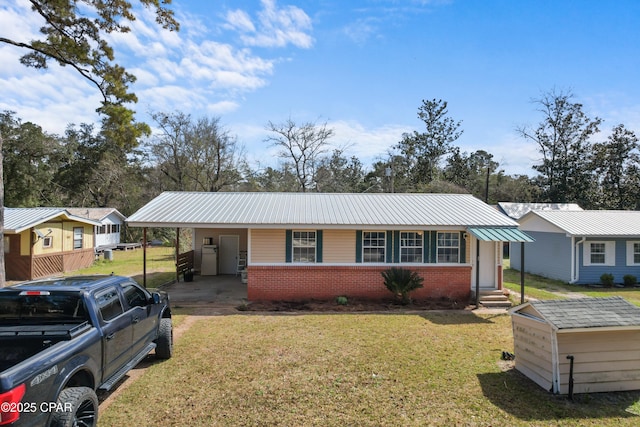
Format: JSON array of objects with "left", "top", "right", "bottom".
[
  {"left": 155, "top": 317, "right": 173, "bottom": 359},
  {"left": 51, "top": 386, "right": 98, "bottom": 427}
]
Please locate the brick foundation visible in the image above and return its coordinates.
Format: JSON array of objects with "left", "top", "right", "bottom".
[{"left": 247, "top": 265, "right": 472, "bottom": 302}]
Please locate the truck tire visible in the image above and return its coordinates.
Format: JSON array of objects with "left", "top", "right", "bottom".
[
  {"left": 51, "top": 386, "right": 98, "bottom": 427},
  {"left": 155, "top": 317, "right": 173, "bottom": 359}
]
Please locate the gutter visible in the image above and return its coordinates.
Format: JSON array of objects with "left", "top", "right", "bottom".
[{"left": 570, "top": 237, "right": 586, "bottom": 284}]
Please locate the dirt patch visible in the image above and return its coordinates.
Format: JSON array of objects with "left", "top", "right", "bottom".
[{"left": 237, "top": 297, "right": 469, "bottom": 312}]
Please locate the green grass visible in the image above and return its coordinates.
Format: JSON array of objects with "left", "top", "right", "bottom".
[
  {"left": 100, "top": 313, "right": 640, "bottom": 426},
  {"left": 503, "top": 265, "right": 640, "bottom": 307},
  {"left": 72, "top": 246, "right": 177, "bottom": 288}
]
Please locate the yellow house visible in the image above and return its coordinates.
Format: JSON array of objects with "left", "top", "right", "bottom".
[{"left": 4, "top": 208, "right": 101, "bottom": 281}]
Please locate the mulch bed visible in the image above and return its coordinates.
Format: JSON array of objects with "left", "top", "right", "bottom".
[{"left": 237, "top": 297, "right": 469, "bottom": 312}]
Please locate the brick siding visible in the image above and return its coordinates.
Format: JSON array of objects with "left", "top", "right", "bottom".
[{"left": 247, "top": 265, "right": 472, "bottom": 302}]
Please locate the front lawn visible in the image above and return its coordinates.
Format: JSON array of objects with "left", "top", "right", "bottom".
[{"left": 100, "top": 313, "right": 640, "bottom": 426}]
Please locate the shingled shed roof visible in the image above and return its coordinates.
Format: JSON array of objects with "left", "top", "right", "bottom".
[{"left": 512, "top": 297, "right": 640, "bottom": 330}]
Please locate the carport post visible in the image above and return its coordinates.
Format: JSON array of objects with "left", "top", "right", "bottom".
[
  {"left": 176, "top": 227, "right": 180, "bottom": 282},
  {"left": 475, "top": 238, "right": 480, "bottom": 309},
  {"left": 143, "top": 227, "right": 147, "bottom": 288},
  {"left": 520, "top": 242, "right": 525, "bottom": 304}
]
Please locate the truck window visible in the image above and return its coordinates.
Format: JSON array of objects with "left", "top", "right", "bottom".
[
  {"left": 121, "top": 282, "right": 149, "bottom": 309},
  {"left": 95, "top": 287, "right": 123, "bottom": 321},
  {"left": 0, "top": 291, "right": 86, "bottom": 322}
]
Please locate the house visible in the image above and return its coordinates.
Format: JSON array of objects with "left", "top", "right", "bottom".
[
  {"left": 4, "top": 208, "right": 101, "bottom": 281},
  {"left": 66, "top": 208, "right": 126, "bottom": 250},
  {"left": 511, "top": 210, "right": 640, "bottom": 284},
  {"left": 127, "top": 192, "right": 533, "bottom": 302},
  {"left": 497, "top": 202, "right": 583, "bottom": 220},
  {"left": 497, "top": 202, "right": 583, "bottom": 259},
  {"left": 509, "top": 297, "right": 640, "bottom": 394}
]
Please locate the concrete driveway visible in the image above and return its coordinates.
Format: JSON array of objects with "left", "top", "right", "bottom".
[{"left": 159, "top": 274, "right": 247, "bottom": 308}]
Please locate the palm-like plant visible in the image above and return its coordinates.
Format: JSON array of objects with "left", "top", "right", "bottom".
[{"left": 381, "top": 268, "right": 424, "bottom": 305}]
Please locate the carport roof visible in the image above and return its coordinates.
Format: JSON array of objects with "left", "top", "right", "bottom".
[{"left": 127, "top": 192, "right": 521, "bottom": 229}]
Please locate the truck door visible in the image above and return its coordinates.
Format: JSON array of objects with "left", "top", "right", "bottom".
[
  {"left": 95, "top": 287, "right": 132, "bottom": 381},
  {"left": 121, "top": 281, "right": 157, "bottom": 357}
]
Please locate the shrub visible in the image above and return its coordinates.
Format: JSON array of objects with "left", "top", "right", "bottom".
[
  {"left": 600, "top": 273, "right": 615, "bottom": 288},
  {"left": 623, "top": 274, "right": 637, "bottom": 287},
  {"left": 336, "top": 296, "right": 348, "bottom": 305},
  {"left": 381, "top": 267, "right": 424, "bottom": 305}
]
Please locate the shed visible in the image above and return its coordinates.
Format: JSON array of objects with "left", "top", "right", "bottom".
[{"left": 509, "top": 297, "right": 640, "bottom": 394}]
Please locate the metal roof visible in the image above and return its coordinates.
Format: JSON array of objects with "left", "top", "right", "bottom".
[
  {"left": 497, "top": 202, "right": 583, "bottom": 220},
  {"left": 4, "top": 208, "right": 102, "bottom": 233},
  {"left": 525, "top": 210, "right": 640, "bottom": 237},
  {"left": 127, "top": 192, "right": 521, "bottom": 229},
  {"left": 467, "top": 227, "right": 534, "bottom": 242},
  {"left": 512, "top": 297, "right": 640, "bottom": 330},
  {"left": 66, "top": 208, "right": 126, "bottom": 222}
]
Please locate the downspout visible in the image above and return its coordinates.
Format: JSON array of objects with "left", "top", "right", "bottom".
[{"left": 570, "top": 237, "right": 586, "bottom": 284}]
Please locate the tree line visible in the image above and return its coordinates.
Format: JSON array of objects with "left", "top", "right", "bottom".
[{"left": 4, "top": 90, "right": 640, "bottom": 220}]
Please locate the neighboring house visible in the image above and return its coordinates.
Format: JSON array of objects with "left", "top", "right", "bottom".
[
  {"left": 67, "top": 208, "right": 126, "bottom": 249},
  {"left": 511, "top": 210, "right": 640, "bottom": 284},
  {"left": 4, "top": 208, "right": 101, "bottom": 281},
  {"left": 510, "top": 297, "right": 640, "bottom": 394},
  {"left": 127, "top": 192, "right": 533, "bottom": 302},
  {"left": 497, "top": 202, "right": 583, "bottom": 220},
  {"left": 497, "top": 202, "right": 583, "bottom": 259}
]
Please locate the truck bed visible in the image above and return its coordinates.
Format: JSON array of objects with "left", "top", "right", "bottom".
[{"left": 0, "top": 322, "right": 91, "bottom": 372}]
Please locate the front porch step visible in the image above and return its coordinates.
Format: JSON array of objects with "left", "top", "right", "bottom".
[{"left": 476, "top": 290, "right": 512, "bottom": 309}]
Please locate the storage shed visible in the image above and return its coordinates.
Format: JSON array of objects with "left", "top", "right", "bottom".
[{"left": 509, "top": 297, "right": 640, "bottom": 394}]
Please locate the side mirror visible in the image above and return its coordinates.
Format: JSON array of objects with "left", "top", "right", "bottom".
[{"left": 151, "top": 292, "right": 162, "bottom": 304}]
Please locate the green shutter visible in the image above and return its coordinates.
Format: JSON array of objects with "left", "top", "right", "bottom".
[
  {"left": 316, "top": 230, "right": 323, "bottom": 263},
  {"left": 459, "top": 231, "right": 466, "bottom": 263},
  {"left": 430, "top": 231, "right": 437, "bottom": 263},
  {"left": 285, "top": 230, "right": 292, "bottom": 263},
  {"left": 393, "top": 230, "right": 400, "bottom": 263},
  {"left": 386, "top": 231, "right": 393, "bottom": 263},
  {"left": 356, "top": 230, "right": 362, "bottom": 263},
  {"left": 423, "top": 231, "right": 429, "bottom": 263}
]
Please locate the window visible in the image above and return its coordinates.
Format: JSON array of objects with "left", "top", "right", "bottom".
[
  {"left": 363, "top": 231, "right": 386, "bottom": 263},
  {"left": 112, "top": 224, "right": 120, "bottom": 234},
  {"left": 3, "top": 236, "right": 9, "bottom": 254},
  {"left": 437, "top": 232, "right": 459, "bottom": 263},
  {"left": 590, "top": 243, "right": 606, "bottom": 264},
  {"left": 122, "top": 282, "right": 150, "bottom": 308},
  {"left": 42, "top": 236, "right": 53, "bottom": 248},
  {"left": 73, "top": 227, "right": 84, "bottom": 249},
  {"left": 293, "top": 231, "right": 316, "bottom": 263},
  {"left": 626, "top": 241, "right": 640, "bottom": 266},
  {"left": 95, "top": 287, "right": 123, "bottom": 321},
  {"left": 584, "top": 241, "right": 615, "bottom": 266},
  {"left": 400, "top": 232, "right": 423, "bottom": 263},
  {"left": 97, "top": 225, "right": 106, "bottom": 235}
]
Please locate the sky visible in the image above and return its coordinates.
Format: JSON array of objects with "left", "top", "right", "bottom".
[{"left": 2, "top": 0, "right": 640, "bottom": 176}]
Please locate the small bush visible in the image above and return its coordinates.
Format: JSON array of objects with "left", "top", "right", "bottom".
[
  {"left": 600, "top": 273, "right": 615, "bottom": 287},
  {"left": 623, "top": 274, "right": 637, "bottom": 287},
  {"left": 336, "top": 296, "right": 348, "bottom": 305}
]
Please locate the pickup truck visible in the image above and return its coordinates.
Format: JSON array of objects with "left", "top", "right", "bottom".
[{"left": 0, "top": 275, "right": 172, "bottom": 427}]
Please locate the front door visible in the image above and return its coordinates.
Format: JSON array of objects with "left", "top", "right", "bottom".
[
  {"left": 478, "top": 240, "right": 496, "bottom": 289},
  {"left": 219, "top": 235, "right": 239, "bottom": 275}
]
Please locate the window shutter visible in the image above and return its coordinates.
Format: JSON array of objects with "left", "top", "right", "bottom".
[
  {"left": 393, "top": 230, "right": 400, "bottom": 263},
  {"left": 316, "top": 230, "right": 323, "bottom": 263},
  {"left": 430, "top": 231, "right": 437, "bottom": 263},
  {"left": 285, "top": 230, "right": 292, "bottom": 263},
  {"left": 386, "top": 231, "right": 393, "bottom": 263},
  {"left": 356, "top": 230, "right": 362, "bottom": 263},
  {"left": 460, "top": 231, "right": 466, "bottom": 263}
]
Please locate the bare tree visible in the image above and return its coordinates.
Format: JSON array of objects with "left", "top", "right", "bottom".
[
  {"left": 148, "top": 112, "right": 246, "bottom": 192},
  {"left": 265, "top": 118, "right": 334, "bottom": 192}
]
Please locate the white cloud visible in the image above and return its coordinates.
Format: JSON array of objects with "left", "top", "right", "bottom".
[{"left": 225, "top": 0, "right": 314, "bottom": 49}]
